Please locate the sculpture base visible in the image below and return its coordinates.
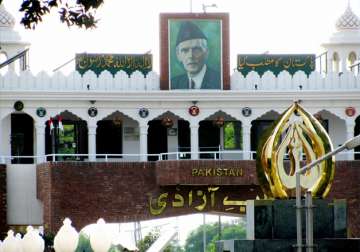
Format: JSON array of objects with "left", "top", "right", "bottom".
[{"left": 216, "top": 199, "right": 360, "bottom": 252}]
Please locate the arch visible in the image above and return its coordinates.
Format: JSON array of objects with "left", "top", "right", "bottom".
[
  {"left": 313, "top": 110, "right": 346, "bottom": 159},
  {"left": 148, "top": 110, "right": 187, "bottom": 122},
  {"left": 312, "top": 109, "right": 346, "bottom": 122},
  {"left": 100, "top": 110, "right": 138, "bottom": 123},
  {"left": 97, "top": 111, "right": 139, "bottom": 161},
  {"left": 252, "top": 110, "right": 280, "bottom": 121},
  {"left": 99, "top": 110, "right": 138, "bottom": 123},
  {"left": 45, "top": 110, "right": 88, "bottom": 161},
  {"left": 201, "top": 110, "right": 238, "bottom": 121},
  {"left": 250, "top": 110, "right": 280, "bottom": 153},
  {"left": 45, "top": 110, "right": 86, "bottom": 121},
  {"left": 9, "top": 112, "right": 35, "bottom": 163},
  {"left": 147, "top": 111, "right": 189, "bottom": 161},
  {"left": 348, "top": 51, "right": 357, "bottom": 69},
  {"left": 199, "top": 110, "right": 242, "bottom": 159},
  {"left": 333, "top": 52, "right": 340, "bottom": 72}
]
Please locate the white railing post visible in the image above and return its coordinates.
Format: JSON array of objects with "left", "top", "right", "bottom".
[
  {"left": 242, "top": 122, "right": 252, "bottom": 160},
  {"left": 88, "top": 123, "right": 97, "bottom": 162},
  {"left": 139, "top": 124, "right": 149, "bottom": 162},
  {"left": 35, "top": 123, "right": 46, "bottom": 164},
  {"left": 190, "top": 123, "right": 199, "bottom": 160}
]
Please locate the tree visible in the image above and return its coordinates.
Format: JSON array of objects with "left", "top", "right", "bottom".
[
  {"left": 184, "top": 221, "right": 246, "bottom": 252},
  {"left": 0, "top": 0, "right": 104, "bottom": 29},
  {"left": 137, "top": 228, "right": 183, "bottom": 252}
]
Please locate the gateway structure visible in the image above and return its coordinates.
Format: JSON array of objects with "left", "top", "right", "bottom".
[{"left": 0, "top": 3, "right": 360, "bottom": 234}]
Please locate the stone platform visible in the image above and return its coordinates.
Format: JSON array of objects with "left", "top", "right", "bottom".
[{"left": 217, "top": 199, "right": 360, "bottom": 252}]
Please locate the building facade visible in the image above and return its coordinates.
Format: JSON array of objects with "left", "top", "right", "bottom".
[{"left": 0, "top": 3, "right": 360, "bottom": 234}]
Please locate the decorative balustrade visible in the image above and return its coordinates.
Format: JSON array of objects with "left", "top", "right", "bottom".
[
  {"left": 1, "top": 69, "right": 360, "bottom": 91},
  {"left": 230, "top": 70, "right": 360, "bottom": 91},
  {"left": 0, "top": 70, "right": 160, "bottom": 91}
]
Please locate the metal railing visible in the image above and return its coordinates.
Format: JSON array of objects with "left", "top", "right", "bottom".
[
  {"left": 0, "top": 150, "right": 358, "bottom": 164},
  {"left": 350, "top": 61, "right": 360, "bottom": 75}
]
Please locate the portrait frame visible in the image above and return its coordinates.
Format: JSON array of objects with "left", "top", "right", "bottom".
[{"left": 160, "top": 13, "right": 230, "bottom": 90}]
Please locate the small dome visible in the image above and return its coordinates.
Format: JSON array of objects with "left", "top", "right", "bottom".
[
  {"left": 0, "top": 4, "right": 15, "bottom": 28},
  {"left": 335, "top": 5, "right": 360, "bottom": 30}
]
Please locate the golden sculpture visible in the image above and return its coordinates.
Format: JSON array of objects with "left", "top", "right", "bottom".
[{"left": 257, "top": 102, "right": 335, "bottom": 199}]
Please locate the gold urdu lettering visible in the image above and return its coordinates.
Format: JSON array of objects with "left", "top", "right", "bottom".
[
  {"left": 194, "top": 190, "right": 207, "bottom": 211},
  {"left": 149, "top": 193, "right": 168, "bottom": 216},
  {"left": 172, "top": 193, "right": 184, "bottom": 208},
  {"left": 188, "top": 190, "right": 193, "bottom": 207},
  {"left": 223, "top": 196, "right": 246, "bottom": 212},
  {"left": 237, "top": 56, "right": 247, "bottom": 69},
  {"left": 144, "top": 55, "right": 152, "bottom": 69},
  {"left": 76, "top": 56, "right": 90, "bottom": 69},
  {"left": 208, "top": 187, "right": 219, "bottom": 207}
]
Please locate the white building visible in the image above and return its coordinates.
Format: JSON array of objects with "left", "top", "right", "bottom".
[{"left": 0, "top": 2, "right": 360, "bottom": 229}]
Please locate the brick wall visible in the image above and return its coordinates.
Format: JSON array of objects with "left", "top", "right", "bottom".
[
  {"left": 0, "top": 165, "right": 7, "bottom": 238},
  {"left": 37, "top": 160, "right": 360, "bottom": 236},
  {"left": 327, "top": 161, "right": 360, "bottom": 237}
]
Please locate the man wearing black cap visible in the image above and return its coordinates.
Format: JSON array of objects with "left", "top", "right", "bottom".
[{"left": 171, "top": 21, "right": 221, "bottom": 89}]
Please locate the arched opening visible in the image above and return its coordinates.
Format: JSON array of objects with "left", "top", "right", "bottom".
[
  {"left": 45, "top": 111, "right": 88, "bottom": 161},
  {"left": 147, "top": 112, "right": 187, "bottom": 161},
  {"left": 348, "top": 51, "right": 357, "bottom": 73},
  {"left": 200, "top": 111, "right": 240, "bottom": 159},
  {"left": 251, "top": 111, "right": 280, "bottom": 157},
  {"left": 11, "top": 113, "right": 34, "bottom": 164},
  {"left": 355, "top": 115, "right": 360, "bottom": 160},
  {"left": 178, "top": 119, "right": 190, "bottom": 158},
  {"left": 97, "top": 111, "right": 139, "bottom": 160},
  {"left": 314, "top": 110, "right": 346, "bottom": 159},
  {"left": 332, "top": 52, "right": 340, "bottom": 72}
]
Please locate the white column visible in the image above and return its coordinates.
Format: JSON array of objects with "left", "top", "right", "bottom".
[
  {"left": 242, "top": 122, "right": 252, "bottom": 160},
  {"left": 88, "top": 124, "right": 97, "bottom": 161},
  {"left": 139, "top": 124, "right": 148, "bottom": 161},
  {"left": 340, "top": 52, "right": 347, "bottom": 72},
  {"left": 326, "top": 52, "right": 333, "bottom": 73},
  {"left": 345, "top": 120, "right": 355, "bottom": 160},
  {"left": 35, "top": 123, "right": 46, "bottom": 163},
  {"left": 190, "top": 122, "right": 199, "bottom": 159}
]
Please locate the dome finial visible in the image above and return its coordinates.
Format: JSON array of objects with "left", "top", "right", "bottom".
[
  {"left": 335, "top": 1, "right": 360, "bottom": 30},
  {"left": 0, "top": 3, "right": 16, "bottom": 28}
]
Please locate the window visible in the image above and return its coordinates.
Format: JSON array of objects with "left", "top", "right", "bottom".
[{"left": 223, "top": 121, "right": 242, "bottom": 150}]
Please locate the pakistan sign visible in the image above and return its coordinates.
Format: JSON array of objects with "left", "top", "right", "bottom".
[
  {"left": 237, "top": 54, "right": 315, "bottom": 76},
  {"left": 75, "top": 53, "right": 152, "bottom": 76}
]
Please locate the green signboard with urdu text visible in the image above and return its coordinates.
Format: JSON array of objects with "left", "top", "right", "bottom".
[
  {"left": 237, "top": 54, "right": 315, "bottom": 76},
  {"left": 75, "top": 53, "right": 152, "bottom": 76}
]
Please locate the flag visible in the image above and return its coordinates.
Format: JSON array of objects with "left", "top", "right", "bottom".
[
  {"left": 58, "top": 116, "right": 64, "bottom": 131},
  {"left": 48, "top": 118, "right": 54, "bottom": 131}
]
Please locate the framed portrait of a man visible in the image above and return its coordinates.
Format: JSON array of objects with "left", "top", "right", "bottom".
[{"left": 160, "top": 13, "right": 230, "bottom": 90}]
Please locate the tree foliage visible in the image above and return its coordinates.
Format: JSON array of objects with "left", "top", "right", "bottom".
[
  {"left": 136, "top": 228, "right": 183, "bottom": 252},
  {"left": 184, "top": 221, "right": 246, "bottom": 252},
  {"left": 0, "top": 0, "right": 104, "bottom": 29}
]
